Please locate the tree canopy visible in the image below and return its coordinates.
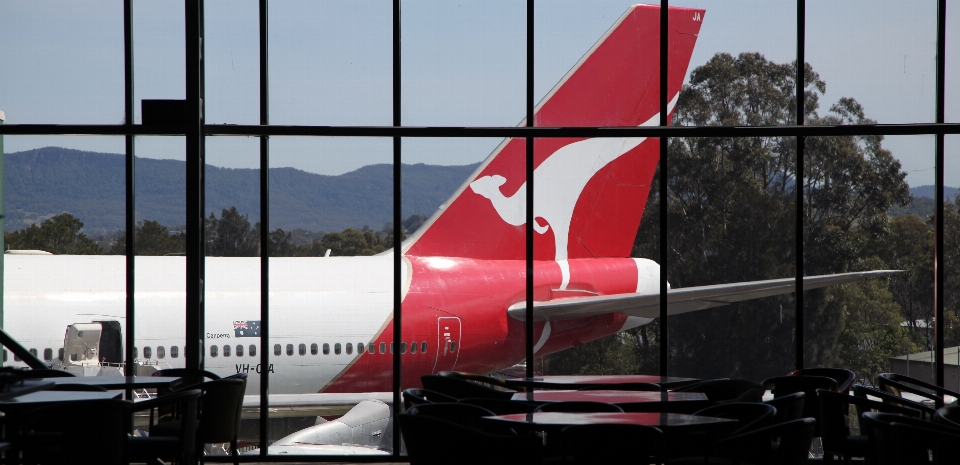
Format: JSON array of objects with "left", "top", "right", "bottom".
[{"left": 5, "top": 213, "right": 102, "bottom": 254}]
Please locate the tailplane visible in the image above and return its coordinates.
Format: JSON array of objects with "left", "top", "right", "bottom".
[{"left": 405, "top": 5, "right": 704, "bottom": 261}]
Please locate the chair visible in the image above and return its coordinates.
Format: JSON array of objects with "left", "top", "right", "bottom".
[
  {"left": 669, "top": 402, "right": 776, "bottom": 461},
  {"left": 577, "top": 382, "right": 661, "bottom": 391},
  {"left": 853, "top": 384, "right": 935, "bottom": 419},
  {"left": 818, "top": 388, "right": 921, "bottom": 464},
  {"left": 763, "top": 375, "right": 838, "bottom": 435},
  {"left": 533, "top": 401, "right": 624, "bottom": 413},
  {"left": 935, "top": 405, "right": 960, "bottom": 429},
  {"left": 458, "top": 398, "right": 539, "bottom": 415},
  {"left": 152, "top": 374, "right": 247, "bottom": 465},
  {"left": 714, "top": 417, "right": 816, "bottom": 465},
  {"left": 402, "top": 388, "right": 458, "bottom": 410},
  {"left": 421, "top": 374, "right": 514, "bottom": 400},
  {"left": 890, "top": 420, "right": 960, "bottom": 465},
  {"left": 407, "top": 402, "right": 515, "bottom": 435},
  {"left": 860, "top": 412, "right": 960, "bottom": 465},
  {"left": 561, "top": 424, "right": 664, "bottom": 465},
  {"left": 789, "top": 367, "right": 856, "bottom": 393},
  {"left": 764, "top": 391, "right": 805, "bottom": 424},
  {"left": 398, "top": 413, "right": 543, "bottom": 465},
  {"left": 674, "top": 378, "right": 765, "bottom": 404},
  {"left": 437, "top": 371, "right": 519, "bottom": 391},
  {"left": 878, "top": 372, "right": 960, "bottom": 409}
]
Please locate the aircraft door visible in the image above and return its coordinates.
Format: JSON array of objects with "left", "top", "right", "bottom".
[
  {"left": 96, "top": 321, "right": 123, "bottom": 365},
  {"left": 432, "top": 317, "right": 461, "bottom": 373}
]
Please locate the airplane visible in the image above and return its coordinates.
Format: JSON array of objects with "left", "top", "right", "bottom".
[{"left": 2, "top": 4, "right": 895, "bottom": 454}]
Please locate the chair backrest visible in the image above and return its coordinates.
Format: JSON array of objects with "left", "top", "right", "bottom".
[
  {"left": 398, "top": 413, "right": 542, "bottom": 465},
  {"left": 403, "top": 388, "right": 458, "bottom": 410},
  {"left": 457, "top": 398, "right": 539, "bottom": 415},
  {"left": 561, "top": 424, "right": 663, "bottom": 465},
  {"left": 674, "top": 378, "right": 765, "bottom": 404},
  {"left": 437, "top": 371, "right": 516, "bottom": 390},
  {"left": 197, "top": 375, "right": 247, "bottom": 444},
  {"left": 577, "top": 382, "right": 661, "bottom": 392},
  {"left": 936, "top": 405, "right": 960, "bottom": 429},
  {"left": 763, "top": 391, "right": 805, "bottom": 424},
  {"left": 407, "top": 402, "right": 500, "bottom": 431},
  {"left": 852, "top": 384, "right": 935, "bottom": 418},
  {"left": 693, "top": 402, "right": 776, "bottom": 436},
  {"left": 533, "top": 401, "right": 624, "bottom": 414},
  {"left": 877, "top": 372, "right": 959, "bottom": 409},
  {"left": 716, "top": 417, "right": 816, "bottom": 465},
  {"left": 860, "top": 412, "right": 957, "bottom": 465},
  {"left": 788, "top": 367, "right": 856, "bottom": 393},
  {"left": 762, "top": 375, "right": 837, "bottom": 431},
  {"left": 421, "top": 374, "right": 514, "bottom": 400}
]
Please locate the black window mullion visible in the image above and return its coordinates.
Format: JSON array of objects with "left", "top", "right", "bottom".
[
  {"left": 524, "top": 0, "right": 534, "bottom": 381},
  {"left": 934, "top": 0, "right": 946, "bottom": 388},
  {"left": 184, "top": 0, "right": 206, "bottom": 372},
  {"left": 123, "top": 0, "right": 136, "bottom": 387},
  {"left": 258, "top": 0, "right": 271, "bottom": 455},
  {"left": 795, "top": 0, "right": 806, "bottom": 371},
  {"left": 391, "top": 0, "right": 402, "bottom": 457},
  {"left": 658, "top": 0, "right": 669, "bottom": 378}
]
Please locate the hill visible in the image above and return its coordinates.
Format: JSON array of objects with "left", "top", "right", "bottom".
[
  {"left": 5, "top": 147, "right": 479, "bottom": 234},
  {"left": 888, "top": 186, "right": 960, "bottom": 219}
]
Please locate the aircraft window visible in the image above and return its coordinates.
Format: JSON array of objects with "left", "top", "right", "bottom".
[
  {"left": 249, "top": 345, "right": 256, "bottom": 357},
  {"left": 223, "top": 345, "right": 231, "bottom": 357},
  {"left": 369, "top": 343, "right": 376, "bottom": 354},
  {"left": 379, "top": 342, "right": 386, "bottom": 354},
  {"left": 323, "top": 343, "right": 330, "bottom": 355},
  {"left": 400, "top": 342, "right": 407, "bottom": 354},
  {"left": 346, "top": 343, "right": 353, "bottom": 355},
  {"left": 236, "top": 345, "right": 243, "bottom": 357},
  {"left": 274, "top": 344, "right": 281, "bottom": 356},
  {"left": 422, "top": 341, "right": 428, "bottom": 353},
  {"left": 390, "top": 342, "right": 394, "bottom": 354},
  {"left": 29, "top": 348, "right": 37, "bottom": 357},
  {"left": 43, "top": 348, "right": 53, "bottom": 361},
  {"left": 14, "top": 353, "right": 20, "bottom": 362},
  {"left": 210, "top": 345, "right": 218, "bottom": 358},
  {"left": 311, "top": 343, "right": 318, "bottom": 355},
  {"left": 334, "top": 343, "right": 342, "bottom": 355},
  {"left": 3, "top": 350, "right": 6, "bottom": 362},
  {"left": 157, "top": 346, "right": 166, "bottom": 359},
  {"left": 450, "top": 341, "right": 457, "bottom": 353},
  {"left": 286, "top": 344, "right": 294, "bottom": 356},
  {"left": 299, "top": 344, "right": 306, "bottom": 356},
  {"left": 358, "top": 343, "right": 365, "bottom": 354},
  {"left": 134, "top": 347, "right": 138, "bottom": 359},
  {"left": 171, "top": 346, "right": 179, "bottom": 358},
  {"left": 144, "top": 346, "right": 152, "bottom": 359},
  {"left": 58, "top": 348, "right": 64, "bottom": 361},
  {"left": 410, "top": 342, "right": 417, "bottom": 354}
]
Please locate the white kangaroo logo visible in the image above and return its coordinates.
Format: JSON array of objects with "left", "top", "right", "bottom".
[{"left": 470, "top": 94, "right": 678, "bottom": 261}]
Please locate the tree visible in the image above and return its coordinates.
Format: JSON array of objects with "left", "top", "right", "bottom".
[
  {"left": 5, "top": 213, "right": 102, "bottom": 254},
  {"left": 320, "top": 228, "right": 386, "bottom": 256},
  {"left": 206, "top": 207, "right": 259, "bottom": 257},
  {"left": 111, "top": 220, "right": 185, "bottom": 256}
]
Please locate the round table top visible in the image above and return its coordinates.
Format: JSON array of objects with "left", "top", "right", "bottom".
[
  {"left": 503, "top": 375, "right": 699, "bottom": 389},
  {"left": 50, "top": 376, "right": 183, "bottom": 390},
  {"left": 512, "top": 389, "right": 707, "bottom": 404},
  {"left": 485, "top": 412, "right": 736, "bottom": 431}
]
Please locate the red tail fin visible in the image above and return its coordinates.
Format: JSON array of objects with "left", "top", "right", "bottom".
[{"left": 405, "top": 5, "right": 704, "bottom": 261}]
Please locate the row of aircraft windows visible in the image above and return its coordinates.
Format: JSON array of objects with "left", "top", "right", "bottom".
[{"left": 4, "top": 340, "right": 457, "bottom": 362}]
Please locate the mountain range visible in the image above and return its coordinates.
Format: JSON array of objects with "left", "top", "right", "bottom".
[{"left": 5, "top": 147, "right": 480, "bottom": 234}]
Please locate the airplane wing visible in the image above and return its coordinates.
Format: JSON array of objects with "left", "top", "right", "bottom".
[{"left": 507, "top": 270, "right": 900, "bottom": 322}]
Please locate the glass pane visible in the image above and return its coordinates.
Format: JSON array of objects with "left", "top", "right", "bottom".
[
  {"left": 269, "top": 0, "right": 391, "bottom": 125},
  {"left": 805, "top": 134, "right": 932, "bottom": 386},
  {"left": 942, "top": 135, "right": 960, "bottom": 393},
  {"left": 3, "top": 136, "right": 127, "bottom": 378},
  {"left": 808, "top": 0, "right": 937, "bottom": 124},
  {"left": 0, "top": 1, "right": 123, "bottom": 124},
  {"left": 134, "top": 0, "right": 186, "bottom": 124},
  {"left": 401, "top": 0, "right": 524, "bottom": 126},
  {"left": 205, "top": 0, "right": 260, "bottom": 125},
  {"left": 949, "top": 4, "right": 960, "bottom": 124},
  {"left": 267, "top": 137, "right": 393, "bottom": 455}
]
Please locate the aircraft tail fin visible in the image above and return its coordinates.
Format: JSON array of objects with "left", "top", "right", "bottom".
[{"left": 405, "top": 5, "right": 704, "bottom": 261}]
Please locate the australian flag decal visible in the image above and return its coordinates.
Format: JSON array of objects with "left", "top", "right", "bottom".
[{"left": 234, "top": 320, "right": 261, "bottom": 338}]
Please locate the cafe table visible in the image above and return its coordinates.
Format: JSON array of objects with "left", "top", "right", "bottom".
[
  {"left": 512, "top": 389, "right": 709, "bottom": 411},
  {"left": 484, "top": 411, "right": 737, "bottom": 434},
  {"left": 0, "top": 379, "right": 53, "bottom": 401},
  {"left": 49, "top": 375, "right": 182, "bottom": 391},
  {"left": 503, "top": 375, "right": 699, "bottom": 391}
]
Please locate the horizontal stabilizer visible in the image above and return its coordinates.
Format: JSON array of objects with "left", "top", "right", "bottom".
[{"left": 507, "top": 270, "right": 901, "bottom": 322}]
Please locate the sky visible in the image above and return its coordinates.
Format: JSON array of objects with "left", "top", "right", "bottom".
[{"left": 0, "top": 0, "right": 958, "bottom": 186}]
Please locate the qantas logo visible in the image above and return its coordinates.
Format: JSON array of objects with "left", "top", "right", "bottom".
[{"left": 469, "top": 94, "right": 679, "bottom": 261}]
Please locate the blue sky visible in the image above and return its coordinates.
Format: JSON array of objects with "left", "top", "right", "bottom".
[{"left": 1, "top": 0, "right": 958, "bottom": 186}]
